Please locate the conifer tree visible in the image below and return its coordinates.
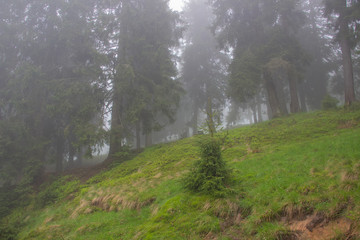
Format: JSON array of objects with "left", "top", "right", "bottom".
[
  {"left": 181, "top": 0, "right": 227, "bottom": 134},
  {"left": 109, "top": 0, "right": 183, "bottom": 154},
  {"left": 324, "top": 0, "right": 360, "bottom": 105}
]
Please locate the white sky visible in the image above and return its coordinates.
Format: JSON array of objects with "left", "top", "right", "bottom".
[{"left": 169, "top": 0, "right": 185, "bottom": 11}]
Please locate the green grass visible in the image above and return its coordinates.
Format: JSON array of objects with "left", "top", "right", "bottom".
[{"left": 2, "top": 109, "right": 360, "bottom": 239}]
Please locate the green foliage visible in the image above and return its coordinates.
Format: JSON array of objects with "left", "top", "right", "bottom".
[
  {"left": 36, "top": 176, "right": 80, "bottom": 208},
  {"left": 109, "top": 0, "right": 184, "bottom": 151},
  {"left": 228, "top": 48, "right": 262, "bottom": 103},
  {"left": 0, "top": 187, "right": 22, "bottom": 220},
  {"left": 0, "top": 223, "right": 18, "bottom": 240},
  {"left": 322, "top": 94, "right": 339, "bottom": 110},
  {"left": 183, "top": 137, "right": 231, "bottom": 197},
  {"left": 0, "top": 0, "right": 107, "bottom": 176}
]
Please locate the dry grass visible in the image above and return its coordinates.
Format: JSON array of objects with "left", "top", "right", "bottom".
[
  {"left": 337, "top": 120, "right": 358, "bottom": 129},
  {"left": 70, "top": 186, "right": 157, "bottom": 219},
  {"left": 282, "top": 204, "right": 312, "bottom": 222}
]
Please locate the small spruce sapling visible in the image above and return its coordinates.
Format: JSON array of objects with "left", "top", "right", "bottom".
[{"left": 183, "top": 137, "right": 231, "bottom": 197}]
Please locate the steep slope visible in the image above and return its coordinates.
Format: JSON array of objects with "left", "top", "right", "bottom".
[{"left": 2, "top": 109, "right": 360, "bottom": 240}]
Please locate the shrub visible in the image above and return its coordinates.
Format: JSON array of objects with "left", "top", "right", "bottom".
[
  {"left": 183, "top": 137, "right": 231, "bottom": 197},
  {"left": 322, "top": 94, "right": 339, "bottom": 110}
]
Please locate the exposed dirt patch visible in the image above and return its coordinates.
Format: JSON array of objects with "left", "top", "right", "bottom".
[{"left": 288, "top": 215, "right": 352, "bottom": 240}]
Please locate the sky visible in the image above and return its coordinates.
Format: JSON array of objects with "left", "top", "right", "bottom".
[{"left": 169, "top": 0, "right": 185, "bottom": 11}]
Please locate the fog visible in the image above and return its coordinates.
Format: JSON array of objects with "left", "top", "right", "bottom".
[{"left": 0, "top": 0, "right": 359, "bottom": 183}]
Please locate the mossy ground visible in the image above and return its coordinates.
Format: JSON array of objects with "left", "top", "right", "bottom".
[{"left": 2, "top": 109, "right": 360, "bottom": 239}]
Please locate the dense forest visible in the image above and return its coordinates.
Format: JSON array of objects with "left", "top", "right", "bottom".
[{"left": 0, "top": 0, "right": 360, "bottom": 224}]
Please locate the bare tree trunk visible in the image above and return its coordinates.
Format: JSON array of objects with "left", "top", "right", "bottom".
[
  {"left": 264, "top": 69, "right": 282, "bottom": 118},
  {"left": 266, "top": 99, "right": 273, "bottom": 119},
  {"left": 55, "top": 138, "right": 64, "bottom": 173},
  {"left": 206, "top": 97, "right": 216, "bottom": 137},
  {"left": 76, "top": 148, "right": 83, "bottom": 167},
  {"left": 298, "top": 81, "right": 307, "bottom": 112},
  {"left": 339, "top": 16, "right": 356, "bottom": 106},
  {"left": 275, "top": 78, "right": 288, "bottom": 115},
  {"left": 249, "top": 109, "right": 254, "bottom": 124},
  {"left": 68, "top": 143, "right": 75, "bottom": 169},
  {"left": 109, "top": 94, "right": 122, "bottom": 155},
  {"left": 257, "top": 94, "right": 263, "bottom": 122},
  {"left": 136, "top": 121, "right": 141, "bottom": 151},
  {"left": 257, "top": 104, "right": 263, "bottom": 122},
  {"left": 193, "top": 99, "right": 199, "bottom": 135},
  {"left": 251, "top": 104, "right": 258, "bottom": 124},
  {"left": 255, "top": 93, "right": 263, "bottom": 122},
  {"left": 288, "top": 67, "right": 301, "bottom": 113},
  {"left": 145, "top": 131, "right": 152, "bottom": 147}
]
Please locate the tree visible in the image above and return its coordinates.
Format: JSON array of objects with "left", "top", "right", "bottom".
[
  {"left": 181, "top": 0, "right": 228, "bottom": 135},
  {"left": 183, "top": 137, "right": 231, "bottom": 196},
  {"left": 210, "top": 0, "right": 308, "bottom": 119},
  {"left": 324, "top": 0, "right": 360, "bottom": 105},
  {"left": 0, "top": 0, "right": 106, "bottom": 179},
  {"left": 109, "top": 0, "right": 183, "bottom": 154},
  {"left": 296, "top": 0, "right": 333, "bottom": 110}
]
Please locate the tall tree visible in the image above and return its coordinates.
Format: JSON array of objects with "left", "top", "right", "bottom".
[
  {"left": 181, "top": 0, "right": 227, "bottom": 135},
  {"left": 324, "top": 0, "right": 360, "bottom": 105},
  {"left": 109, "top": 0, "right": 183, "bottom": 154},
  {"left": 0, "top": 0, "right": 106, "bottom": 179},
  {"left": 210, "top": 0, "right": 307, "bottom": 119},
  {"left": 296, "top": 0, "right": 333, "bottom": 110}
]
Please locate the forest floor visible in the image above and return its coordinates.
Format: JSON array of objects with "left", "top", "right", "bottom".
[{"left": 2, "top": 108, "right": 360, "bottom": 240}]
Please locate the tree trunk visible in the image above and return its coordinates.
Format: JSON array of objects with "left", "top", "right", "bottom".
[
  {"left": 136, "top": 121, "right": 141, "bottom": 151},
  {"left": 298, "top": 80, "right": 307, "bottom": 112},
  {"left": 145, "top": 131, "right": 152, "bottom": 147},
  {"left": 76, "top": 148, "right": 83, "bottom": 167},
  {"left": 68, "top": 143, "right": 75, "bottom": 169},
  {"left": 256, "top": 97, "right": 264, "bottom": 122},
  {"left": 206, "top": 97, "right": 216, "bottom": 136},
  {"left": 251, "top": 104, "right": 258, "bottom": 124},
  {"left": 288, "top": 67, "right": 301, "bottom": 113},
  {"left": 275, "top": 77, "right": 288, "bottom": 115},
  {"left": 109, "top": 92, "right": 122, "bottom": 155},
  {"left": 266, "top": 100, "right": 273, "bottom": 119},
  {"left": 264, "top": 69, "right": 282, "bottom": 118},
  {"left": 109, "top": 2, "right": 131, "bottom": 155},
  {"left": 257, "top": 95, "right": 263, "bottom": 122},
  {"left": 339, "top": 16, "right": 356, "bottom": 106},
  {"left": 193, "top": 99, "right": 199, "bottom": 135},
  {"left": 55, "top": 138, "right": 64, "bottom": 173}
]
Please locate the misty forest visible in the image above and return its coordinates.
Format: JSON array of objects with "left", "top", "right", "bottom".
[{"left": 1, "top": 0, "right": 360, "bottom": 239}]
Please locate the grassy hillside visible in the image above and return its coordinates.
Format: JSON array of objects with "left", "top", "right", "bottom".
[{"left": 2, "top": 109, "right": 360, "bottom": 239}]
